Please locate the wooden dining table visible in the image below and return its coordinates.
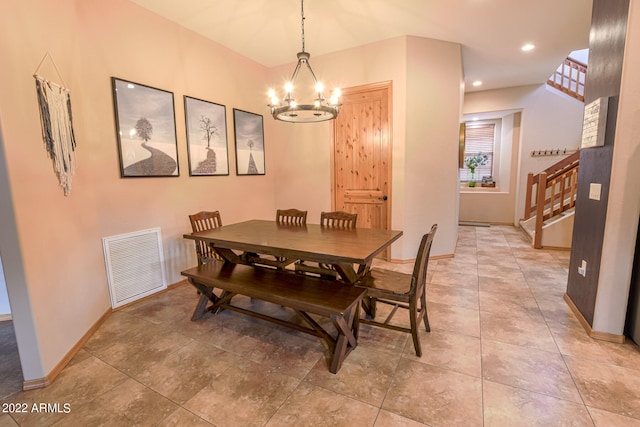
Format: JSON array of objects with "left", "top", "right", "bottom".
[{"left": 183, "top": 219, "right": 403, "bottom": 284}]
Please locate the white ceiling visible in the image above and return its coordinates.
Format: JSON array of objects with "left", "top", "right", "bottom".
[{"left": 130, "top": 0, "right": 593, "bottom": 93}]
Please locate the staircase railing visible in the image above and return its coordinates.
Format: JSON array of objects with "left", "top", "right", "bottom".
[
  {"left": 547, "top": 57, "right": 587, "bottom": 102},
  {"left": 523, "top": 151, "right": 580, "bottom": 248}
]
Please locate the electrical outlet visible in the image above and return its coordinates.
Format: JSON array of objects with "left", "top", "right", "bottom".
[
  {"left": 589, "top": 183, "right": 601, "bottom": 201},
  {"left": 578, "top": 260, "right": 587, "bottom": 277}
]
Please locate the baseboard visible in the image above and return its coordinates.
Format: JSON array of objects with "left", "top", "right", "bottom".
[
  {"left": 386, "top": 258, "right": 414, "bottom": 264},
  {"left": 563, "top": 293, "right": 626, "bottom": 344},
  {"left": 540, "top": 245, "right": 571, "bottom": 251},
  {"left": 22, "top": 308, "right": 112, "bottom": 391},
  {"left": 22, "top": 376, "right": 51, "bottom": 390},
  {"left": 590, "top": 329, "right": 625, "bottom": 343},
  {"left": 563, "top": 293, "right": 591, "bottom": 333},
  {"left": 459, "top": 221, "right": 490, "bottom": 227},
  {"left": 430, "top": 253, "right": 454, "bottom": 260},
  {"left": 169, "top": 279, "right": 188, "bottom": 289},
  {"left": 22, "top": 279, "right": 189, "bottom": 390},
  {"left": 459, "top": 221, "right": 515, "bottom": 227}
]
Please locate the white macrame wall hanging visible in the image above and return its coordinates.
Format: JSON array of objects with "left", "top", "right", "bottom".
[{"left": 33, "top": 52, "right": 77, "bottom": 196}]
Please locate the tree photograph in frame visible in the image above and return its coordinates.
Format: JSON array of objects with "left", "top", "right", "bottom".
[
  {"left": 111, "top": 77, "right": 179, "bottom": 177},
  {"left": 233, "top": 109, "right": 265, "bottom": 175},
  {"left": 184, "top": 96, "right": 229, "bottom": 176}
]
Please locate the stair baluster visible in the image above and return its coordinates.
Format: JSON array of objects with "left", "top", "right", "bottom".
[{"left": 523, "top": 151, "right": 580, "bottom": 248}]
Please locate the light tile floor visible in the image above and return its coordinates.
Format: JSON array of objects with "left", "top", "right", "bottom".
[{"left": 2, "top": 225, "right": 640, "bottom": 425}]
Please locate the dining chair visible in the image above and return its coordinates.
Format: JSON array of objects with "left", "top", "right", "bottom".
[
  {"left": 276, "top": 208, "right": 307, "bottom": 225},
  {"left": 356, "top": 224, "right": 437, "bottom": 357},
  {"left": 295, "top": 211, "right": 358, "bottom": 279},
  {"left": 188, "top": 210, "right": 223, "bottom": 265},
  {"left": 320, "top": 211, "right": 357, "bottom": 228},
  {"left": 246, "top": 208, "right": 307, "bottom": 269}
]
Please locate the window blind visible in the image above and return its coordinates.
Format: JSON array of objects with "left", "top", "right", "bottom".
[{"left": 461, "top": 123, "right": 495, "bottom": 181}]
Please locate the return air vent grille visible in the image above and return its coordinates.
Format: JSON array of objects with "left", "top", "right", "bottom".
[{"left": 102, "top": 228, "right": 167, "bottom": 308}]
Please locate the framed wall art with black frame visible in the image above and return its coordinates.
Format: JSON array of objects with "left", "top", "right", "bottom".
[
  {"left": 184, "top": 96, "right": 229, "bottom": 176},
  {"left": 233, "top": 108, "right": 265, "bottom": 176},
  {"left": 111, "top": 77, "right": 179, "bottom": 177}
]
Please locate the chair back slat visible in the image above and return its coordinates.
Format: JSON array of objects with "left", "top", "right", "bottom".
[
  {"left": 276, "top": 209, "right": 307, "bottom": 225},
  {"left": 410, "top": 224, "right": 438, "bottom": 296},
  {"left": 320, "top": 211, "right": 357, "bottom": 228},
  {"left": 188, "top": 211, "right": 223, "bottom": 264},
  {"left": 190, "top": 212, "right": 222, "bottom": 232}
]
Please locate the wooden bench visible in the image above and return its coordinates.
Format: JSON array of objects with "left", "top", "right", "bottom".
[{"left": 181, "top": 261, "right": 366, "bottom": 374}]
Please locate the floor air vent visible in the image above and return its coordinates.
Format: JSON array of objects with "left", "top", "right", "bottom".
[{"left": 102, "top": 228, "right": 167, "bottom": 308}]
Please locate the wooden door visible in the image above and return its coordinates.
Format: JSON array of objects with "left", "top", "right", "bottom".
[{"left": 332, "top": 81, "right": 392, "bottom": 233}]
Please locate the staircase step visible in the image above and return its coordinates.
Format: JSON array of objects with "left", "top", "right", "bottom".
[
  {"left": 520, "top": 208, "right": 575, "bottom": 248},
  {"left": 519, "top": 219, "right": 535, "bottom": 241},
  {"left": 543, "top": 208, "right": 575, "bottom": 226}
]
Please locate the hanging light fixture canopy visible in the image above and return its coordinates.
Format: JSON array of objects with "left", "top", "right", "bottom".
[{"left": 267, "top": 0, "right": 341, "bottom": 123}]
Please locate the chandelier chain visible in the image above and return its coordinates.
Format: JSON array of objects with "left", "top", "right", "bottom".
[
  {"left": 266, "top": 0, "right": 341, "bottom": 123},
  {"left": 300, "top": 0, "right": 306, "bottom": 53}
]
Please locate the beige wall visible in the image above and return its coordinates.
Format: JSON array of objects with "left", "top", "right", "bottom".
[
  {"left": 268, "top": 37, "right": 409, "bottom": 257},
  {"left": 0, "top": 0, "right": 464, "bottom": 382},
  {"left": 269, "top": 36, "right": 463, "bottom": 260},
  {"left": 0, "top": 0, "right": 275, "bottom": 381},
  {"left": 404, "top": 36, "right": 462, "bottom": 258},
  {"left": 464, "top": 85, "right": 585, "bottom": 225},
  {"left": 459, "top": 113, "right": 520, "bottom": 224}
]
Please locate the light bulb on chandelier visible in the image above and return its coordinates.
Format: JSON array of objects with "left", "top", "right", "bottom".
[{"left": 267, "top": 0, "right": 341, "bottom": 123}]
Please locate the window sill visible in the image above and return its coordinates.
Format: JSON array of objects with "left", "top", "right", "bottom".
[{"left": 460, "top": 185, "right": 504, "bottom": 193}]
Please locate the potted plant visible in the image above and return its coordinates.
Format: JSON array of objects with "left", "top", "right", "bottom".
[{"left": 464, "top": 153, "right": 488, "bottom": 187}]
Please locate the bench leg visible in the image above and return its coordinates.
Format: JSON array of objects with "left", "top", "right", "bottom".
[
  {"left": 192, "top": 293, "right": 210, "bottom": 321},
  {"left": 294, "top": 306, "right": 360, "bottom": 374},
  {"left": 188, "top": 279, "right": 236, "bottom": 320},
  {"left": 214, "top": 290, "right": 235, "bottom": 313},
  {"left": 329, "top": 303, "right": 360, "bottom": 374}
]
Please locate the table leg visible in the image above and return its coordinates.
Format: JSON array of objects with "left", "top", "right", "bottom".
[
  {"left": 360, "top": 295, "right": 377, "bottom": 318},
  {"left": 357, "top": 262, "right": 372, "bottom": 277},
  {"left": 332, "top": 262, "right": 359, "bottom": 285},
  {"left": 213, "top": 247, "right": 242, "bottom": 264}
]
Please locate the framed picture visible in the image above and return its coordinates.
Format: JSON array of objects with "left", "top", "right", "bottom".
[
  {"left": 184, "top": 96, "right": 229, "bottom": 176},
  {"left": 111, "top": 77, "right": 179, "bottom": 177},
  {"left": 233, "top": 109, "right": 265, "bottom": 175}
]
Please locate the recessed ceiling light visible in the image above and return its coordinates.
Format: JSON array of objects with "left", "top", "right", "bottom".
[
  {"left": 521, "top": 44, "right": 536, "bottom": 52},
  {"left": 472, "top": 81, "right": 482, "bottom": 87}
]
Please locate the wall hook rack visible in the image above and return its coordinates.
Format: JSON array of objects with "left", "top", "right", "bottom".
[{"left": 530, "top": 148, "right": 578, "bottom": 157}]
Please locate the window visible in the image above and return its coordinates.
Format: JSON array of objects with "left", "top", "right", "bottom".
[{"left": 460, "top": 123, "right": 495, "bottom": 181}]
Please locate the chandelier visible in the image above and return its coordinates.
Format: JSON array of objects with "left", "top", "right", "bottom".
[{"left": 267, "top": 0, "right": 341, "bottom": 123}]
